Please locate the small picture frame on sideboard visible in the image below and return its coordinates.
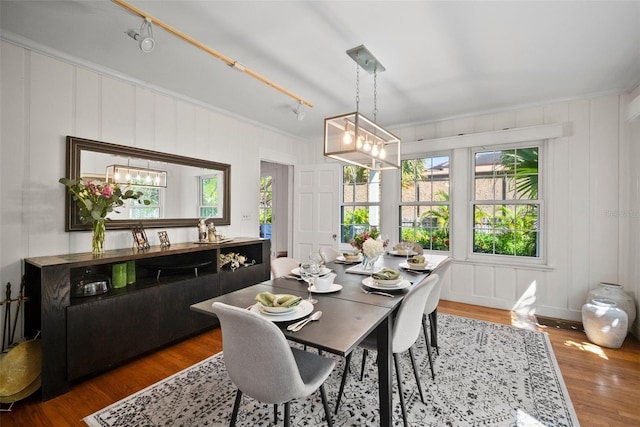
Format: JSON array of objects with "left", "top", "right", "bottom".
[
  {"left": 132, "top": 224, "right": 150, "bottom": 250},
  {"left": 158, "top": 230, "right": 171, "bottom": 248}
]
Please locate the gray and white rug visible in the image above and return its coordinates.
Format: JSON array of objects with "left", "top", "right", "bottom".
[{"left": 84, "top": 314, "right": 580, "bottom": 426}]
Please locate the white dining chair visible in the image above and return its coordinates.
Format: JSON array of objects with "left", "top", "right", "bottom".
[
  {"left": 319, "top": 247, "right": 340, "bottom": 263},
  {"left": 422, "top": 257, "right": 452, "bottom": 357},
  {"left": 212, "top": 302, "right": 335, "bottom": 427},
  {"left": 334, "top": 274, "right": 440, "bottom": 426},
  {"left": 270, "top": 257, "right": 299, "bottom": 278}
]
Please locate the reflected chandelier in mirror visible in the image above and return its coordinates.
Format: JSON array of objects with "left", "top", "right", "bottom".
[{"left": 63, "top": 136, "right": 231, "bottom": 231}]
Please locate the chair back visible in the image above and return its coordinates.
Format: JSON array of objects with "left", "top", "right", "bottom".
[
  {"left": 392, "top": 274, "right": 440, "bottom": 353},
  {"left": 319, "top": 246, "right": 340, "bottom": 263},
  {"left": 212, "top": 302, "right": 307, "bottom": 404},
  {"left": 270, "top": 257, "right": 299, "bottom": 278},
  {"left": 424, "top": 257, "right": 452, "bottom": 315}
]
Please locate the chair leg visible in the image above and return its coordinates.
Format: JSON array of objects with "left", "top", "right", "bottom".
[
  {"left": 319, "top": 384, "right": 333, "bottom": 427},
  {"left": 360, "top": 349, "right": 369, "bottom": 381},
  {"left": 229, "top": 389, "right": 242, "bottom": 427},
  {"left": 429, "top": 309, "right": 439, "bottom": 355},
  {"left": 393, "top": 354, "right": 408, "bottom": 427},
  {"left": 284, "top": 402, "right": 290, "bottom": 427},
  {"left": 422, "top": 315, "right": 435, "bottom": 380},
  {"left": 408, "top": 347, "right": 425, "bottom": 404},
  {"left": 273, "top": 404, "right": 278, "bottom": 423},
  {"left": 335, "top": 352, "right": 353, "bottom": 414}
]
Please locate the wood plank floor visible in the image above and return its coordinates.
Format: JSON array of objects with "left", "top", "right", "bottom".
[{"left": 2, "top": 300, "right": 639, "bottom": 426}]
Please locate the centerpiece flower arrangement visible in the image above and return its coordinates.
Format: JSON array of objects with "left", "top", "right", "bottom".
[
  {"left": 219, "top": 252, "right": 256, "bottom": 271},
  {"left": 350, "top": 228, "right": 388, "bottom": 270},
  {"left": 59, "top": 177, "right": 149, "bottom": 254}
]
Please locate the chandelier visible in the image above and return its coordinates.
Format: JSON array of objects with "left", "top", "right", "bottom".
[{"left": 324, "top": 45, "right": 401, "bottom": 170}]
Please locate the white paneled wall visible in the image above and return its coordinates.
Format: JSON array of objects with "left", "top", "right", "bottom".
[
  {"left": 0, "top": 41, "right": 302, "bottom": 341},
  {"left": 378, "top": 95, "right": 633, "bottom": 325}
]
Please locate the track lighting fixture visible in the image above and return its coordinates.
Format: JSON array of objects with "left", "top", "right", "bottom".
[
  {"left": 127, "top": 17, "right": 155, "bottom": 53},
  {"left": 293, "top": 101, "right": 306, "bottom": 121}
]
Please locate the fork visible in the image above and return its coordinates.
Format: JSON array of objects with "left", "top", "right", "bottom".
[{"left": 361, "top": 288, "right": 395, "bottom": 298}]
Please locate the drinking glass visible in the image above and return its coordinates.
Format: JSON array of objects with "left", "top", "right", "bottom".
[
  {"left": 309, "top": 250, "right": 325, "bottom": 266},
  {"left": 401, "top": 240, "right": 413, "bottom": 261},
  {"left": 299, "top": 263, "right": 319, "bottom": 304}
]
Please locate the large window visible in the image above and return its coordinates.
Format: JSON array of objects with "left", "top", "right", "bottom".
[
  {"left": 129, "top": 187, "right": 161, "bottom": 219},
  {"left": 341, "top": 165, "right": 381, "bottom": 244},
  {"left": 472, "top": 146, "right": 541, "bottom": 258},
  {"left": 399, "top": 156, "right": 450, "bottom": 251},
  {"left": 199, "top": 173, "right": 223, "bottom": 217}
]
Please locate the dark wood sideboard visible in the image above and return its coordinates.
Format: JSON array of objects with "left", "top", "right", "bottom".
[{"left": 23, "top": 238, "right": 271, "bottom": 401}]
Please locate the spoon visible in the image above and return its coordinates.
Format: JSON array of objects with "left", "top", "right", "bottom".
[{"left": 287, "top": 311, "right": 322, "bottom": 332}]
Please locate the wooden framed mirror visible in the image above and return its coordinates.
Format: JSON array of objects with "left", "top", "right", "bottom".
[{"left": 64, "top": 136, "right": 231, "bottom": 231}]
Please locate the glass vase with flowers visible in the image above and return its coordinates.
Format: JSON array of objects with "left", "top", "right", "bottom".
[
  {"left": 350, "top": 227, "right": 389, "bottom": 271},
  {"left": 59, "top": 178, "right": 149, "bottom": 255}
]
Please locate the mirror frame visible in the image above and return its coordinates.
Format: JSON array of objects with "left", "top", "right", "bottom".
[{"left": 64, "top": 136, "right": 231, "bottom": 231}]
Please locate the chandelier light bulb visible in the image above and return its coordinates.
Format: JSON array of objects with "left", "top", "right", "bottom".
[
  {"left": 371, "top": 144, "right": 379, "bottom": 156},
  {"left": 363, "top": 139, "right": 372, "bottom": 152},
  {"left": 343, "top": 131, "right": 352, "bottom": 144},
  {"left": 379, "top": 146, "right": 387, "bottom": 159},
  {"left": 356, "top": 136, "right": 363, "bottom": 149},
  {"left": 125, "top": 170, "right": 131, "bottom": 181},
  {"left": 114, "top": 170, "right": 120, "bottom": 180}
]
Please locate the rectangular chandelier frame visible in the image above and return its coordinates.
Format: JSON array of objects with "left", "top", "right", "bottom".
[
  {"left": 324, "top": 111, "right": 401, "bottom": 171},
  {"left": 106, "top": 164, "right": 168, "bottom": 188}
]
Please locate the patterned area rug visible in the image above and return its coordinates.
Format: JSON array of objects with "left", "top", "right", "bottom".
[{"left": 84, "top": 314, "right": 579, "bottom": 426}]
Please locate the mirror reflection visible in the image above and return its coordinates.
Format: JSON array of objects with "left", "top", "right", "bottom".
[{"left": 64, "top": 136, "right": 230, "bottom": 231}]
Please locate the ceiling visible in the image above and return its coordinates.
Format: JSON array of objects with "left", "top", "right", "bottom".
[{"left": 2, "top": 1, "right": 639, "bottom": 142}]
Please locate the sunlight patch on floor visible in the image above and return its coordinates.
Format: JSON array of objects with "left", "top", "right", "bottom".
[
  {"left": 511, "top": 280, "right": 540, "bottom": 331},
  {"left": 516, "top": 408, "right": 548, "bottom": 426},
  {"left": 563, "top": 340, "right": 609, "bottom": 359}
]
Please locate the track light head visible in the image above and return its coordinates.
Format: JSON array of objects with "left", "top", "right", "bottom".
[
  {"left": 293, "top": 101, "right": 305, "bottom": 121},
  {"left": 127, "top": 17, "right": 155, "bottom": 53}
]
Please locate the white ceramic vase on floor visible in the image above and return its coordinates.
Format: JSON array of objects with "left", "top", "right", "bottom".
[
  {"left": 586, "top": 282, "right": 636, "bottom": 331},
  {"left": 581, "top": 299, "right": 628, "bottom": 348}
]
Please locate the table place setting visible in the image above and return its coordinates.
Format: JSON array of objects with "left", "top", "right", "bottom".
[
  {"left": 361, "top": 267, "right": 411, "bottom": 294},
  {"left": 248, "top": 292, "right": 313, "bottom": 322},
  {"left": 334, "top": 253, "right": 363, "bottom": 264}
]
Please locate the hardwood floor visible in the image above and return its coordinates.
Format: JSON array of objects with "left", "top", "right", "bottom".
[{"left": 2, "top": 300, "right": 639, "bottom": 426}]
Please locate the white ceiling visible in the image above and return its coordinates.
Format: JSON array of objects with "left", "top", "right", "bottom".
[{"left": 2, "top": 1, "right": 639, "bottom": 142}]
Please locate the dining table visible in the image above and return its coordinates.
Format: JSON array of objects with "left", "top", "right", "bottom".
[{"left": 191, "top": 252, "right": 449, "bottom": 427}]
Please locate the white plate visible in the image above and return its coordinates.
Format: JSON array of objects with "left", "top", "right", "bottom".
[
  {"left": 399, "top": 262, "right": 432, "bottom": 272},
  {"left": 336, "top": 255, "right": 362, "bottom": 263},
  {"left": 291, "top": 266, "right": 332, "bottom": 276},
  {"left": 258, "top": 304, "right": 296, "bottom": 315},
  {"left": 310, "top": 283, "right": 343, "bottom": 293},
  {"left": 249, "top": 300, "right": 313, "bottom": 322},
  {"left": 388, "top": 250, "right": 417, "bottom": 257},
  {"left": 362, "top": 277, "right": 411, "bottom": 291}
]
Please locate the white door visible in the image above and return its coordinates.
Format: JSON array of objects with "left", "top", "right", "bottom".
[{"left": 293, "top": 163, "right": 340, "bottom": 260}]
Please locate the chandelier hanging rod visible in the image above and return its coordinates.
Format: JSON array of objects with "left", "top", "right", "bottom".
[{"left": 111, "top": 0, "right": 314, "bottom": 108}]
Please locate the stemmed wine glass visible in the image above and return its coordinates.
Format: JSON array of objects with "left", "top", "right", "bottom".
[
  {"left": 299, "top": 262, "right": 319, "bottom": 304},
  {"left": 400, "top": 240, "right": 413, "bottom": 262}
]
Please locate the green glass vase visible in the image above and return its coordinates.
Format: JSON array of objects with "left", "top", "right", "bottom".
[{"left": 92, "top": 219, "right": 105, "bottom": 255}]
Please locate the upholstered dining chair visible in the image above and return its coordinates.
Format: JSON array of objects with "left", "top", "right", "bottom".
[
  {"left": 422, "top": 257, "right": 452, "bottom": 357},
  {"left": 335, "top": 274, "right": 440, "bottom": 427},
  {"left": 319, "top": 246, "right": 340, "bottom": 263},
  {"left": 212, "top": 302, "right": 335, "bottom": 427},
  {"left": 270, "top": 257, "right": 300, "bottom": 278}
]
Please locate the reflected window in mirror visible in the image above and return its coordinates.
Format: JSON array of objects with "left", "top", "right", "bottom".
[{"left": 199, "top": 173, "right": 223, "bottom": 218}]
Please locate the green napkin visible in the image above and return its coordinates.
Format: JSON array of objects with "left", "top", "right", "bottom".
[
  {"left": 408, "top": 255, "right": 426, "bottom": 264},
  {"left": 371, "top": 268, "right": 401, "bottom": 281},
  {"left": 255, "top": 292, "right": 302, "bottom": 308}
]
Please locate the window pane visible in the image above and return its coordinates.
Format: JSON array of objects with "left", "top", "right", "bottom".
[
  {"left": 473, "top": 204, "right": 539, "bottom": 257},
  {"left": 399, "top": 156, "right": 450, "bottom": 252},
  {"left": 341, "top": 205, "right": 380, "bottom": 243}
]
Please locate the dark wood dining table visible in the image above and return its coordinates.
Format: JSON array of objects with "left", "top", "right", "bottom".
[{"left": 191, "top": 253, "right": 448, "bottom": 427}]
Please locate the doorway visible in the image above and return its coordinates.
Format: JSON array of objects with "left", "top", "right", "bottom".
[{"left": 260, "top": 161, "right": 292, "bottom": 259}]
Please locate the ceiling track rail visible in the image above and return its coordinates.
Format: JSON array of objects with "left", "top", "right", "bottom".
[{"left": 111, "top": 0, "right": 314, "bottom": 108}]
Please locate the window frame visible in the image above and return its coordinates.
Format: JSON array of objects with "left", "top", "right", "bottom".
[
  {"left": 339, "top": 165, "right": 382, "bottom": 248},
  {"left": 469, "top": 142, "right": 545, "bottom": 263},
  {"left": 398, "top": 154, "right": 452, "bottom": 253},
  {"left": 199, "top": 172, "right": 223, "bottom": 218}
]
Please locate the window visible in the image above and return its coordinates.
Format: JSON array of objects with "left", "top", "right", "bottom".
[
  {"left": 341, "top": 165, "right": 381, "bottom": 244},
  {"left": 259, "top": 175, "right": 272, "bottom": 239},
  {"left": 399, "top": 156, "right": 450, "bottom": 251},
  {"left": 129, "top": 187, "right": 161, "bottom": 219},
  {"left": 199, "top": 173, "right": 222, "bottom": 217},
  {"left": 472, "top": 146, "right": 540, "bottom": 258}
]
